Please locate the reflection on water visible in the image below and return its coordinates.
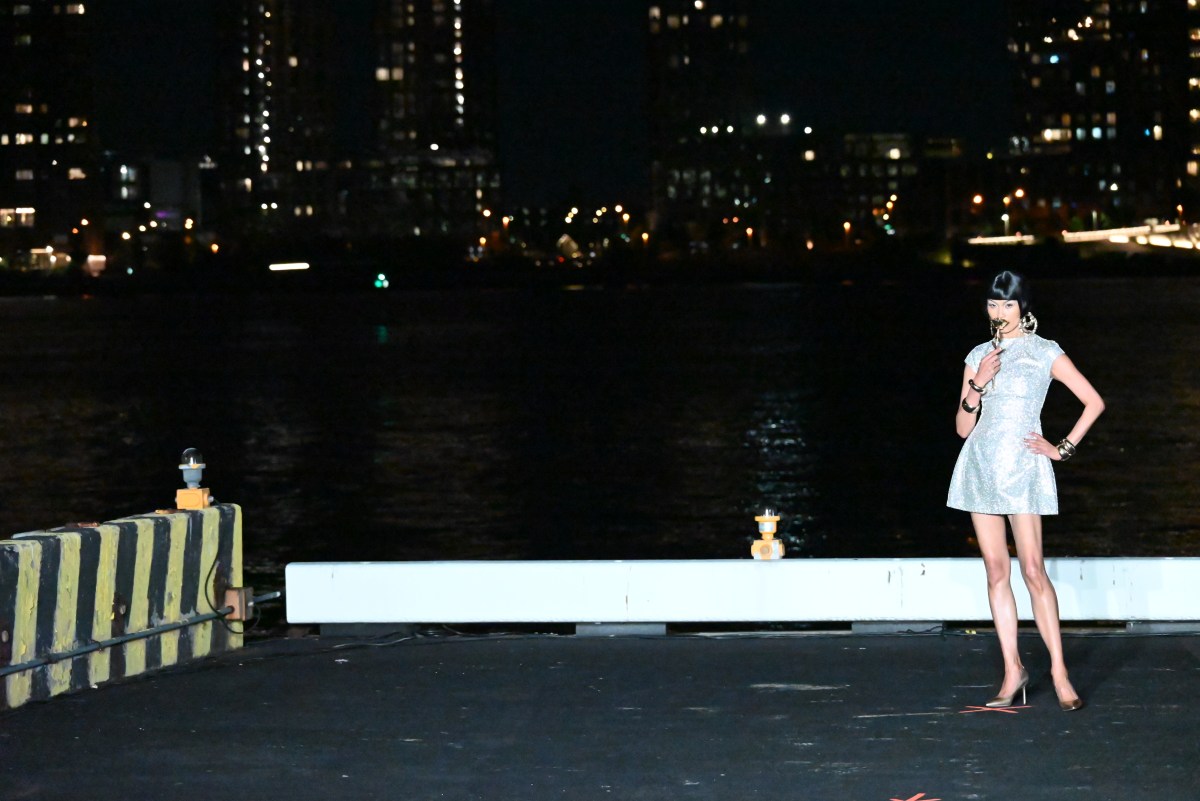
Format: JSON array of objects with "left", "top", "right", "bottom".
[{"left": 1, "top": 276, "right": 1198, "bottom": 588}]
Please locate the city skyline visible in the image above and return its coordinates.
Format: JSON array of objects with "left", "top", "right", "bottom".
[{"left": 92, "top": 0, "right": 1009, "bottom": 208}]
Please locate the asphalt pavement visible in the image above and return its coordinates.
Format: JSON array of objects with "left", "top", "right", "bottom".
[{"left": 3, "top": 628, "right": 1198, "bottom": 800}]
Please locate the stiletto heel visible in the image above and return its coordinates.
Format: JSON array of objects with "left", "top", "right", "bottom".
[{"left": 984, "top": 668, "right": 1029, "bottom": 708}]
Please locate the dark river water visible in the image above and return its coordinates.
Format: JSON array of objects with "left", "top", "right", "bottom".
[{"left": 1, "top": 274, "right": 1197, "bottom": 591}]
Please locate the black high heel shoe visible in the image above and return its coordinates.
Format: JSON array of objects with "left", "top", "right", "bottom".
[{"left": 984, "top": 668, "right": 1029, "bottom": 708}]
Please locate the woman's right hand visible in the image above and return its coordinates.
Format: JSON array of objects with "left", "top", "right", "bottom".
[{"left": 973, "top": 347, "right": 1003, "bottom": 387}]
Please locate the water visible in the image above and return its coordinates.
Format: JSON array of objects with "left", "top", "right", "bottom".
[{"left": 1, "top": 274, "right": 1197, "bottom": 590}]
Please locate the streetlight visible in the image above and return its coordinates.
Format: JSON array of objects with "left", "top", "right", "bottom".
[
  {"left": 1002, "top": 213, "right": 1010, "bottom": 236},
  {"left": 843, "top": 220, "right": 851, "bottom": 247}
]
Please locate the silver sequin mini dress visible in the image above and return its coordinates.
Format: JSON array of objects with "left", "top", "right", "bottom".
[{"left": 947, "top": 334, "right": 1065, "bottom": 515}]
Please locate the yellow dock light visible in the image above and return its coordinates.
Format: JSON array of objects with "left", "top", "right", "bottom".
[
  {"left": 175, "top": 448, "right": 212, "bottom": 510},
  {"left": 751, "top": 509, "right": 784, "bottom": 560}
]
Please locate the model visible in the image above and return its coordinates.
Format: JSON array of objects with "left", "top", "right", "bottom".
[{"left": 947, "top": 270, "right": 1105, "bottom": 711}]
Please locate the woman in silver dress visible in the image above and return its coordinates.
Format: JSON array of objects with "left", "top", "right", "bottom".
[{"left": 947, "top": 271, "right": 1105, "bottom": 711}]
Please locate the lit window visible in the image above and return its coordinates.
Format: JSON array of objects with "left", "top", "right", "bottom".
[
  {"left": 392, "top": 67, "right": 403, "bottom": 80},
  {"left": 15, "top": 133, "right": 33, "bottom": 145},
  {"left": 15, "top": 169, "right": 33, "bottom": 181},
  {"left": 15, "top": 103, "right": 32, "bottom": 114},
  {"left": 1092, "top": 126, "right": 1102, "bottom": 138},
  {"left": 1153, "top": 125, "right": 1163, "bottom": 140},
  {"left": 0, "top": 135, "right": 7, "bottom": 145},
  {"left": 14, "top": 34, "right": 31, "bottom": 46},
  {"left": 1106, "top": 112, "right": 1117, "bottom": 124},
  {"left": 375, "top": 67, "right": 389, "bottom": 81},
  {"left": 1106, "top": 80, "right": 1116, "bottom": 94},
  {"left": 288, "top": 55, "right": 298, "bottom": 67},
  {"left": 66, "top": 3, "right": 85, "bottom": 13},
  {"left": 1076, "top": 82, "right": 1086, "bottom": 95},
  {"left": 649, "top": 6, "right": 660, "bottom": 19},
  {"left": 1189, "top": 161, "right": 1199, "bottom": 176},
  {"left": 803, "top": 150, "right": 816, "bottom": 162},
  {"left": 710, "top": 14, "right": 723, "bottom": 27},
  {"left": 667, "top": 14, "right": 680, "bottom": 28},
  {"left": 68, "top": 167, "right": 86, "bottom": 180},
  {"left": 1191, "top": 109, "right": 1200, "bottom": 122},
  {"left": 13, "top": 4, "right": 31, "bottom": 14}
]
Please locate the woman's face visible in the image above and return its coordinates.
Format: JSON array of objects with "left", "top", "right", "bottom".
[{"left": 986, "top": 298, "right": 1022, "bottom": 333}]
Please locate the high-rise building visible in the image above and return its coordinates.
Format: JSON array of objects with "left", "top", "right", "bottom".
[
  {"left": 1005, "top": 0, "right": 1200, "bottom": 228},
  {"left": 0, "top": 1, "right": 101, "bottom": 266},
  {"left": 362, "top": 0, "right": 500, "bottom": 240},
  {"left": 212, "top": 0, "right": 346, "bottom": 236},
  {"left": 645, "top": 0, "right": 758, "bottom": 241}
]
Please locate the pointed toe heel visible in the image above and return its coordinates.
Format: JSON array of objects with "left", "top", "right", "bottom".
[{"left": 984, "top": 668, "right": 1029, "bottom": 708}]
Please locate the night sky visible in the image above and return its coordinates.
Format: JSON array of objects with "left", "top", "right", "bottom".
[{"left": 92, "top": 1, "right": 1010, "bottom": 209}]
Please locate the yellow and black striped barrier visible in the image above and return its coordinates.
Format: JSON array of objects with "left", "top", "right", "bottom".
[{"left": 0, "top": 504, "right": 242, "bottom": 711}]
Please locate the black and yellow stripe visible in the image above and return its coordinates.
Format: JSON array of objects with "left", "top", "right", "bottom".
[{"left": 0, "top": 504, "right": 242, "bottom": 711}]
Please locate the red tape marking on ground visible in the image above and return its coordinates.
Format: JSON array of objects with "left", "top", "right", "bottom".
[
  {"left": 891, "top": 793, "right": 942, "bottom": 801},
  {"left": 958, "top": 704, "right": 1031, "bottom": 714}
]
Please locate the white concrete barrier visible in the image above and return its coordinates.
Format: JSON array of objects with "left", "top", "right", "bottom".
[{"left": 284, "top": 558, "right": 1200, "bottom": 625}]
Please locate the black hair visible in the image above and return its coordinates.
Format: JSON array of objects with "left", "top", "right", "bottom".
[{"left": 985, "top": 270, "right": 1032, "bottom": 316}]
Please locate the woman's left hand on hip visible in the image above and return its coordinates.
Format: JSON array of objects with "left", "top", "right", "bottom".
[{"left": 1024, "top": 431, "right": 1059, "bottom": 460}]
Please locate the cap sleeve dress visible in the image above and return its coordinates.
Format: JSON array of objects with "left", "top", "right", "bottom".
[{"left": 947, "top": 334, "right": 1066, "bottom": 515}]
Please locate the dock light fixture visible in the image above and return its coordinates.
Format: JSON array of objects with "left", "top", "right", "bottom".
[
  {"left": 751, "top": 509, "right": 784, "bottom": 560},
  {"left": 176, "top": 448, "right": 212, "bottom": 510}
]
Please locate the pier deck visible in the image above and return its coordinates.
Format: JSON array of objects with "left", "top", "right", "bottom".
[{"left": 4, "top": 629, "right": 1197, "bottom": 800}]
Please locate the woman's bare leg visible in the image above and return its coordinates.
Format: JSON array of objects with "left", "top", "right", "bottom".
[
  {"left": 972, "top": 512, "right": 1025, "bottom": 695},
  {"left": 1009, "top": 513, "right": 1080, "bottom": 704}
]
